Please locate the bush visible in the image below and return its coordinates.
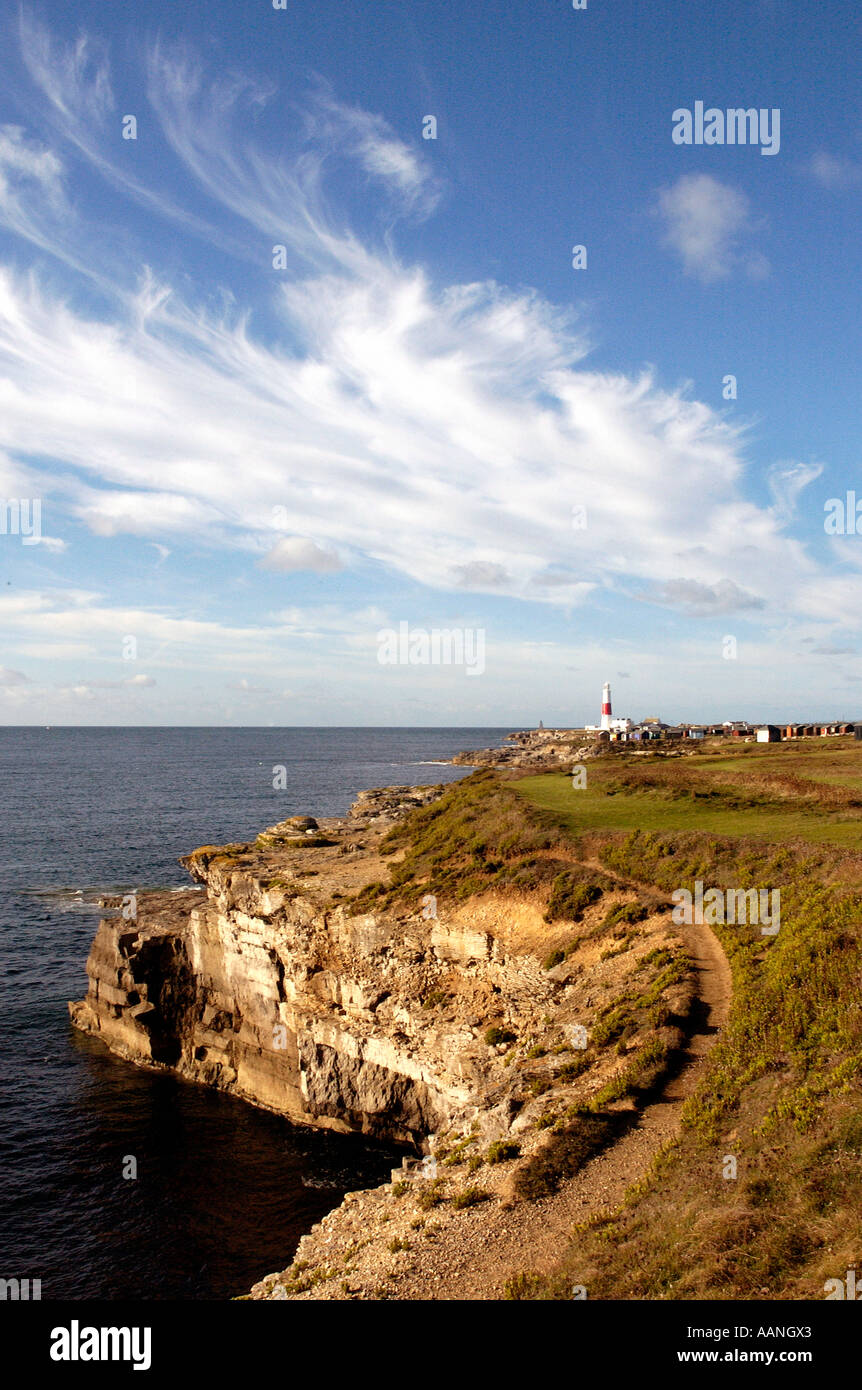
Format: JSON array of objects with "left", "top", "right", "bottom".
[
  {"left": 603, "top": 901, "right": 649, "bottom": 928},
  {"left": 451, "top": 1187, "right": 489, "bottom": 1209},
  {"left": 487, "top": 1140, "right": 520, "bottom": 1165},
  {"left": 527, "top": 1076, "right": 552, "bottom": 1097},
  {"left": 544, "top": 873, "right": 604, "bottom": 924},
  {"left": 503, "top": 1272, "right": 547, "bottom": 1300},
  {"left": 417, "top": 1181, "right": 445, "bottom": 1210},
  {"left": 485, "top": 1025, "right": 516, "bottom": 1046},
  {"left": 422, "top": 990, "right": 449, "bottom": 1009}
]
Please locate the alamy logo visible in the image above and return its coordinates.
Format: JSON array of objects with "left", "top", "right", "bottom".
[
  {"left": 671, "top": 881, "right": 780, "bottom": 935},
  {"left": 50, "top": 1321, "right": 151, "bottom": 1371},
  {"left": 0, "top": 498, "right": 42, "bottom": 544},
  {"left": 824, "top": 1270, "right": 861, "bottom": 1300},
  {"left": 824, "top": 492, "right": 862, "bottom": 534},
  {"left": 672, "top": 102, "right": 780, "bottom": 156},
  {"left": 377, "top": 621, "right": 485, "bottom": 676}
]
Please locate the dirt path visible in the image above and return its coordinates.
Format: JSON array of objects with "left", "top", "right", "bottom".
[{"left": 389, "top": 863, "right": 732, "bottom": 1301}]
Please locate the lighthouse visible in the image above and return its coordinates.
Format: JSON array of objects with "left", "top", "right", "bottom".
[{"left": 586, "top": 680, "right": 632, "bottom": 736}]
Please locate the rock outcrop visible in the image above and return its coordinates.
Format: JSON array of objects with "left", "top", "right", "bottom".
[
  {"left": 69, "top": 767, "right": 701, "bottom": 1302},
  {"left": 70, "top": 782, "right": 562, "bottom": 1147},
  {"left": 453, "top": 729, "right": 595, "bottom": 769}
]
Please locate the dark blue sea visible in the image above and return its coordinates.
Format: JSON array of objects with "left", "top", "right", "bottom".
[{"left": 0, "top": 726, "right": 507, "bottom": 1300}]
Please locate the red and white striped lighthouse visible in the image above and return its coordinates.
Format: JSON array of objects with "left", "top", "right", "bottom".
[{"left": 601, "top": 681, "right": 612, "bottom": 731}]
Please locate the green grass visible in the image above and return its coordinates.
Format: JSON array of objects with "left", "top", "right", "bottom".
[
  {"left": 346, "top": 768, "right": 564, "bottom": 916},
  {"left": 514, "top": 773, "right": 862, "bottom": 848}
]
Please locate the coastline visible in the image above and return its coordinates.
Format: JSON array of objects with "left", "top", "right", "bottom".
[{"left": 68, "top": 745, "right": 710, "bottom": 1300}]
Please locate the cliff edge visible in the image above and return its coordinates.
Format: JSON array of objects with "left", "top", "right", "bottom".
[{"left": 71, "top": 767, "right": 725, "bottom": 1301}]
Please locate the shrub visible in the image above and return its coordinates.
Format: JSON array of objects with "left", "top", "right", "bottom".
[
  {"left": 487, "top": 1140, "right": 520, "bottom": 1164},
  {"left": 527, "top": 1076, "right": 552, "bottom": 1097},
  {"left": 544, "top": 873, "right": 604, "bottom": 924},
  {"left": 422, "top": 989, "right": 449, "bottom": 1009},
  {"left": 417, "top": 1182, "right": 445, "bottom": 1210},
  {"left": 603, "top": 901, "right": 649, "bottom": 928},
  {"left": 503, "top": 1272, "right": 547, "bottom": 1300},
  {"left": 485, "top": 1025, "right": 516, "bottom": 1046},
  {"left": 451, "top": 1187, "right": 489, "bottom": 1209},
  {"left": 543, "top": 948, "right": 566, "bottom": 970}
]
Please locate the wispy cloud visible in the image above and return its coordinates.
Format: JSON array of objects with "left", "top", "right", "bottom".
[
  {"left": 18, "top": 20, "right": 114, "bottom": 131},
  {"left": 639, "top": 578, "right": 766, "bottom": 617},
  {"left": 655, "top": 173, "right": 769, "bottom": 282},
  {"left": 806, "top": 151, "right": 862, "bottom": 190},
  {"left": 0, "top": 15, "right": 843, "bottom": 699}
]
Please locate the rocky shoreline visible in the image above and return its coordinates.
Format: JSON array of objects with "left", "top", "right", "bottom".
[
  {"left": 69, "top": 753, "right": 692, "bottom": 1300},
  {"left": 70, "top": 784, "right": 468, "bottom": 1145},
  {"left": 452, "top": 728, "right": 593, "bottom": 770}
]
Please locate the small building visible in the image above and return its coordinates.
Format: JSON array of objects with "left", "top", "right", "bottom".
[
  {"left": 854, "top": 724, "right": 862, "bottom": 741},
  {"left": 756, "top": 725, "right": 781, "bottom": 743}
]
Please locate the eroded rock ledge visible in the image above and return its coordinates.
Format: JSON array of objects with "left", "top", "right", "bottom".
[{"left": 70, "top": 783, "right": 561, "bottom": 1147}]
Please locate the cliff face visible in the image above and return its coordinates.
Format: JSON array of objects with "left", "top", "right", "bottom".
[
  {"left": 69, "top": 784, "right": 557, "bottom": 1147},
  {"left": 69, "top": 771, "right": 706, "bottom": 1301}
]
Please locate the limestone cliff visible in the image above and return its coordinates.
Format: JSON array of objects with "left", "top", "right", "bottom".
[
  {"left": 70, "top": 783, "right": 561, "bottom": 1147},
  {"left": 69, "top": 770, "right": 707, "bottom": 1301}
]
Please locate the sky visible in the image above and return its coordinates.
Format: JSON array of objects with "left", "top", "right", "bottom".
[{"left": 0, "top": 0, "right": 861, "bottom": 727}]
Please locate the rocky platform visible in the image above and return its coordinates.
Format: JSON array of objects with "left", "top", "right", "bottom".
[
  {"left": 452, "top": 729, "right": 595, "bottom": 769},
  {"left": 70, "top": 782, "right": 572, "bottom": 1148}
]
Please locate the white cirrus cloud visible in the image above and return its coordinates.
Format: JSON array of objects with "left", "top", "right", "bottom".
[
  {"left": 0, "top": 19, "right": 841, "bottom": 676},
  {"left": 768, "top": 460, "right": 824, "bottom": 523}
]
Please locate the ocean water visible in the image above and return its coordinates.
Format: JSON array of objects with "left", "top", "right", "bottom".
[{"left": 0, "top": 726, "right": 507, "bottom": 1300}]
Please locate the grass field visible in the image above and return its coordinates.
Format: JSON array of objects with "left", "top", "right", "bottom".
[
  {"left": 515, "top": 774, "right": 862, "bottom": 847},
  {"left": 515, "top": 738, "right": 862, "bottom": 851}
]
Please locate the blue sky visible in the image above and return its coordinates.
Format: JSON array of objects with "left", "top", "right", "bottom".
[{"left": 1, "top": 0, "right": 861, "bottom": 726}]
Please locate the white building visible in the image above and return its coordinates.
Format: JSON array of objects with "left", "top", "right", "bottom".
[{"left": 586, "top": 681, "right": 632, "bottom": 734}]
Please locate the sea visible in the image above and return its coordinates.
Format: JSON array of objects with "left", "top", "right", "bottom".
[{"left": 0, "top": 726, "right": 508, "bottom": 1300}]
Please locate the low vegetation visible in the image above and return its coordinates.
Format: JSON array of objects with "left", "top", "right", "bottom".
[
  {"left": 346, "top": 769, "right": 569, "bottom": 916},
  {"left": 505, "top": 738, "right": 862, "bottom": 1299}
]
